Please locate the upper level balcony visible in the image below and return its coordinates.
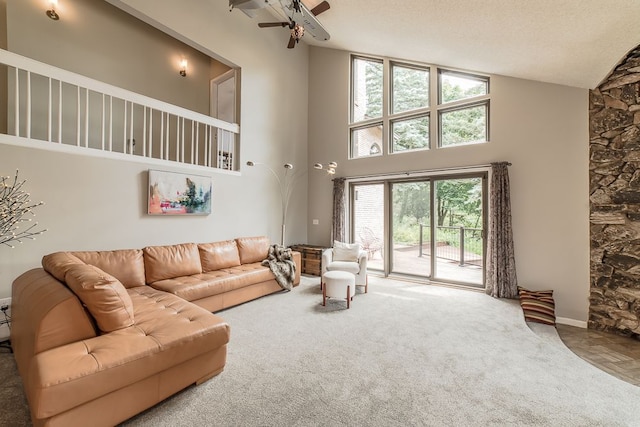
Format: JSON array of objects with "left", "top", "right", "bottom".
[{"left": 0, "top": 49, "right": 240, "bottom": 173}]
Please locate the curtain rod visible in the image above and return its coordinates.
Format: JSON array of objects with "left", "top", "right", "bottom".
[{"left": 334, "top": 162, "right": 511, "bottom": 182}]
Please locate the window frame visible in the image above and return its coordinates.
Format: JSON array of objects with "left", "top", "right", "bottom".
[
  {"left": 438, "top": 100, "right": 490, "bottom": 148},
  {"left": 390, "top": 112, "right": 431, "bottom": 154},
  {"left": 348, "top": 55, "right": 490, "bottom": 160},
  {"left": 437, "top": 69, "right": 490, "bottom": 106},
  {"left": 350, "top": 55, "right": 384, "bottom": 125},
  {"left": 390, "top": 61, "right": 430, "bottom": 116},
  {"left": 350, "top": 122, "right": 385, "bottom": 159}
]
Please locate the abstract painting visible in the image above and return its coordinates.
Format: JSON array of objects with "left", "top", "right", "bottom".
[{"left": 148, "top": 170, "right": 212, "bottom": 215}]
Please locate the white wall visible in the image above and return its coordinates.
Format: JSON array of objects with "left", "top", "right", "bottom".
[
  {"left": 0, "top": 0, "right": 309, "bottom": 298},
  {"left": 307, "top": 47, "right": 590, "bottom": 322}
]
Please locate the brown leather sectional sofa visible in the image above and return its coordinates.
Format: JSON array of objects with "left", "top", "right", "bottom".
[{"left": 11, "top": 236, "right": 300, "bottom": 427}]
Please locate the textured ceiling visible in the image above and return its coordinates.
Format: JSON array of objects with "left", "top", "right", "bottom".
[{"left": 280, "top": 0, "right": 640, "bottom": 89}]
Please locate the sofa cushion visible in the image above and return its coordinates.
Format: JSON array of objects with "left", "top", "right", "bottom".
[
  {"left": 149, "top": 263, "right": 275, "bottom": 301},
  {"left": 236, "top": 236, "right": 270, "bottom": 264},
  {"left": 143, "top": 243, "right": 202, "bottom": 283},
  {"left": 326, "top": 260, "right": 361, "bottom": 275},
  {"left": 42, "top": 252, "right": 84, "bottom": 282},
  {"left": 199, "top": 240, "right": 241, "bottom": 272},
  {"left": 64, "top": 264, "right": 135, "bottom": 333},
  {"left": 72, "top": 249, "right": 146, "bottom": 288}
]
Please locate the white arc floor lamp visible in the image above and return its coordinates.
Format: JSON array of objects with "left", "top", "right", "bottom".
[{"left": 246, "top": 161, "right": 300, "bottom": 246}]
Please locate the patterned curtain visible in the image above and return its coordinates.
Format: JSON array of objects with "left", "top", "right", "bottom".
[
  {"left": 486, "top": 162, "right": 518, "bottom": 298},
  {"left": 332, "top": 178, "right": 346, "bottom": 243}
]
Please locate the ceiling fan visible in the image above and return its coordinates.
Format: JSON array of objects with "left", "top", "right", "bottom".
[{"left": 258, "top": 0, "right": 331, "bottom": 49}]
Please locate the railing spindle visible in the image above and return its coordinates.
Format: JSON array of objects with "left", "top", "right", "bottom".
[
  {"left": 180, "top": 117, "right": 184, "bottom": 163},
  {"left": 206, "top": 126, "right": 210, "bottom": 167},
  {"left": 130, "top": 101, "right": 134, "bottom": 155},
  {"left": 195, "top": 122, "right": 199, "bottom": 166},
  {"left": 109, "top": 96, "right": 113, "bottom": 152},
  {"left": 47, "top": 78, "right": 52, "bottom": 142},
  {"left": 160, "top": 111, "right": 164, "bottom": 160},
  {"left": 210, "top": 126, "right": 214, "bottom": 168},
  {"left": 149, "top": 108, "right": 153, "bottom": 158},
  {"left": 190, "top": 120, "right": 195, "bottom": 165},
  {"left": 166, "top": 113, "right": 170, "bottom": 160},
  {"left": 101, "top": 93, "right": 105, "bottom": 150},
  {"left": 76, "top": 85, "right": 81, "bottom": 146},
  {"left": 14, "top": 67, "right": 19, "bottom": 137},
  {"left": 26, "top": 71, "right": 31, "bottom": 139},
  {"left": 85, "top": 88, "right": 89, "bottom": 148},
  {"left": 58, "top": 80, "right": 62, "bottom": 143},
  {"left": 123, "top": 100, "right": 127, "bottom": 154},
  {"left": 142, "top": 106, "right": 147, "bottom": 158},
  {"left": 228, "top": 129, "right": 236, "bottom": 170}
]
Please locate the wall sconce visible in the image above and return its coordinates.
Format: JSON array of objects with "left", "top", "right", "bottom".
[
  {"left": 314, "top": 161, "right": 338, "bottom": 175},
  {"left": 46, "top": 0, "right": 60, "bottom": 20},
  {"left": 179, "top": 58, "right": 188, "bottom": 77}
]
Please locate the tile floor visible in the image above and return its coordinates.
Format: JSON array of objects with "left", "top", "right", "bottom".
[{"left": 556, "top": 324, "right": 640, "bottom": 386}]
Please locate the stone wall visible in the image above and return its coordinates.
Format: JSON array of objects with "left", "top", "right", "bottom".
[{"left": 590, "top": 46, "right": 640, "bottom": 338}]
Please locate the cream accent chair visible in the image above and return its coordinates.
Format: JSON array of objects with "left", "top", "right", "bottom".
[{"left": 322, "top": 241, "right": 368, "bottom": 293}]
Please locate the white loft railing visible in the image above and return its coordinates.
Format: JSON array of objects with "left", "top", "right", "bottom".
[{"left": 0, "top": 49, "right": 239, "bottom": 172}]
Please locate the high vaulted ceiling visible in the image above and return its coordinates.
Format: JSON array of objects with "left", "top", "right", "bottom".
[{"left": 289, "top": 0, "right": 640, "bottom": 89}]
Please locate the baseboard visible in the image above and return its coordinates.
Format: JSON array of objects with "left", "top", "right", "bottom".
[{"left": 556, "top": 317, "right": 588, "bottom": 328}]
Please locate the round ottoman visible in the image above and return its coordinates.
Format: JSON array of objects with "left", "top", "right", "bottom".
[{"left": 323, "top": 270, "right": 356, "bottom": 309}]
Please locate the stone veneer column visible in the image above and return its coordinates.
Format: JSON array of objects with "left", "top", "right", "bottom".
[{"left": 589, "top": 46, "right": 640, "bottom": 338}]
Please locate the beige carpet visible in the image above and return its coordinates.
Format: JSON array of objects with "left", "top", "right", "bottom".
[{"left": 2, "top": 276, "right": 640, "bottom": 426}]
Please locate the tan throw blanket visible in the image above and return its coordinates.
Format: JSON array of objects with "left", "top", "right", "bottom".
[{"left": 262, "top": 245, "right": 296, "bottom": 291}]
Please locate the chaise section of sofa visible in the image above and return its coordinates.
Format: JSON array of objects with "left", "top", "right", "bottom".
[{"left": 12, "top": 261, "right": 229, "bottom": 427}]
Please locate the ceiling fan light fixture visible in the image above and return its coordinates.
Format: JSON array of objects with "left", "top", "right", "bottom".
[{"left": 291, "top": 24, "right": 305, "bottom": 40}]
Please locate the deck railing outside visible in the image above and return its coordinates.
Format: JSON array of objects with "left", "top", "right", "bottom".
[
  {"left": 419, "top": 224, "right": 483, "bottom": 266},
  {"left": 0, "top": 49, "right": 239, "bottom": 171}
]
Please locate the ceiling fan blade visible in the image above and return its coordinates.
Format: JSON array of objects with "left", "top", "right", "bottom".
[
  {"left": 258, "top": 22, "right": 288, "bottom": 28},
  {"left": 310, "top": 1, "right": 330, "bottom": 16},
  {"left": 287, "top": 36, "right": 296, "bottom": 49}
]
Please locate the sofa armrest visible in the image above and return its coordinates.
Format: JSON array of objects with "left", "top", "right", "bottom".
[
  {"left": 358, "top": 250, "right": 368, "bottom": 273},
  {"left": 322, "top": 249, "right": 333, "bottom": 276}
]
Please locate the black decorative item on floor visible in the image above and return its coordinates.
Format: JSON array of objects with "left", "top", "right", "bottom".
[{"left": 0, "top": 304, "right": 11, "bottom": 353}]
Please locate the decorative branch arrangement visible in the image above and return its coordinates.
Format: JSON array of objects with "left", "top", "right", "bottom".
[{"left": 0, "top": 170, "right": 46, "bottom": 248}]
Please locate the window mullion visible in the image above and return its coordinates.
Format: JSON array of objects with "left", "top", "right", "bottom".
[
  {"left": 430, "top": 68, "right": 440, "bottom": 149},
  {"left": 382, "top": 59, "right": 390, "bottom": 155},
  {"left": 438, "top": 94, "right": 491, "bottom": 111},
  {"left": 388, "top": 107, "right": 431, "bottom": 122}
]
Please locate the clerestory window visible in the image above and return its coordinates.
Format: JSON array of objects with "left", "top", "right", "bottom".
[{"left": 349, "top": 55, "right": 489, "bottom": 159}]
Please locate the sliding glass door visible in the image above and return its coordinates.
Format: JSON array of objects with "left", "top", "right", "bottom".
[
  {"left": 352, "top": 183, "right": 385, "bottom": 271},
  {"left": 433, "top": 177, "right": 484, "bottom": 285},
  {"left": 352, "top": 173, "right": 486, "bottom": 287},
  {"left": 391, "top": 181, "right": 431, "bottom": 277}
]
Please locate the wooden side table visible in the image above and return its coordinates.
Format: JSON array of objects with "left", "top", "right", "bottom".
[{"left": 290, "top": 244, "right": 328, "bottom": 276}]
